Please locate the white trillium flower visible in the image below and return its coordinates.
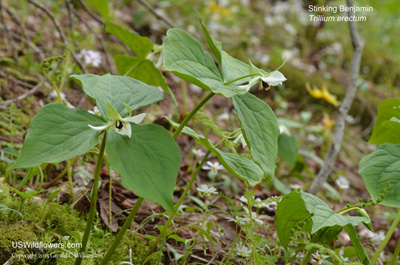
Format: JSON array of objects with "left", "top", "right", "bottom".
[
  {"left": 261, "top": 71, "right": 287, "bottom": 86},
  {"left": 88, "top": 113, "right": 146, "bottom": 138},
  {"left": 196, "top": 184, "right": 218, "bottom": 196},
  {"left": 239, "top": 71, "right": 287, "bottom": 92},
  {"left": 203, "top": 161, "right": 224, "bottom": 175},
  {"left": 236, "top": 242, "right": 252, "bottom": 258}
]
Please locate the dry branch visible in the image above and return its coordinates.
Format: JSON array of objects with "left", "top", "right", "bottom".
[{"left": 307, "top": 0, "right": 365, "bottom": 194}]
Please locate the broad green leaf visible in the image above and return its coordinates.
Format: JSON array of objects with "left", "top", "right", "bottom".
[
  {"left": 344, "top": 225, "right": 371, "bottom": 265},
  {"left": 86, "top": 0, "right": 110, "bottom": 20},
  {"left": 359, "top": 143, "right": 400, "bottom": 208},
  {"left": 200, "top": 19, "right": 222, "bottom": 69},
  {"left": 71, "top": 74, "right": 163, "bottom": 119},
  {"left": 300, "top": 191, "right": 367, "bottom": 233},
  {"left": 106, "top": 22, "right": 153, "bottom": 59},
  {"left": 200, "top": 19, "right": 251, "bottom": 84},
  {"left": 278, "top": 134, "right": 298, "bottom": 168},
  {"left": 114, "top": 55, "right": 169, "bottom": 93},
  {"left": 162, "top": 28, "right": 246, "bottom": 97},
  {"left": 232, "top": 93, "right": 279, "bottom": 181},
  {"left": 106, "top": 124, "right": 181, "bottom": 211},
  {"left": 368, "top": 98, "right": 400, "bottom": 145},
  {"left": 276, "top": 190, "right": 368, "bottom": 247},
  {"left": 221, "top": 51, "right": 251, "bottom": 85},
  {"left": 276, "top": 190, "right": 310, "bottom": 247},
  {"left": 164, "top": 117, "right": 264, "bottom": 186},
  {"left": 10, "top": 104, "right": 104, "bottom": 169}
]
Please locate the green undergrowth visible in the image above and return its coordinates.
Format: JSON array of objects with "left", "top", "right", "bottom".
[{"left": 0, "top": 184, "right": 149, "bottom": 264}]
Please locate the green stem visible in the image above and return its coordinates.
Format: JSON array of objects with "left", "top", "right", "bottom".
[
  {"left": 67, "top": 159, "right": 75, "bottom": 202},
  {"left": 100, "top": 197, "right": 144, "bottom": 265},
  {"left": 300, "top": 250, "right": 313, "bottom": 265},
  {"left": 372, "top": 208, "right": 400, "bottom": 264},
  {"left": 145, "top": 151, "right": 211, "bottom": 261},
  {"left": 173, "top": 92, "right": 215, "bottom": 140},
  {"left": 390, "top": 236, "right": 400, "bottom": 265},
  {"left": 75, "top": 134, "right": 106, "bottom": 265},
  {"left": 337, "top": 206, "right": 360, "bottom": 215},
  {"left": 224, "top": 73, "right": 260, "bottom": 86}
]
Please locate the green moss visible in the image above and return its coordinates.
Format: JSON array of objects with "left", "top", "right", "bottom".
[{"left": 0, "top": 222, "right": 39, "bottom": 265}]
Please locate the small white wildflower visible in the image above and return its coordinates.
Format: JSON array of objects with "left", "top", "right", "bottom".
[
  {"left": 265, "top": 201, "right": 277, "bottom": 211},
  {"left": 196, "top": 184, "right": 218, "bottom": 196},
  {"left": 217, "top": 112, "right": 230, "bottom": 121},
  {"left": 290, "top": 184, "right": 302, "bottom": 190},
  {"left": 335, "top": 176, "right": 350, "bottom": 190},
  {"left": 226, "top": 216, "right": 250, "bottom": 225},
  {"left": 49, "top": 90, "right": 75, "bottom": 109},
  {"left": 236, "top": 242, "right": 252, "bottom": 258},
  {"left": 243, "top": 206, "right": 263, "bottom": 225},
  {"left": 372, "top": 231, "right": 385, "bottom": 244},
  {"left": 339, "top": 249, "right": 349, "bottom": 262},
  {"left": 239, "top": 196, "right": 248, "bottom": 204},
  {"left": 192, "top": 149, "right": 205, "bottom": 158},
  {"left": 203, "top": 161, "right": 224, "bottom": 176},
  {"left": 311, "top": 251, "right": 329, "bottom": 264},
  {"left": 77, "top": 49, "right": 102, "bottom": 67},
  {"left": 88, "top": 106, "right": 99, "bottom": 115}
]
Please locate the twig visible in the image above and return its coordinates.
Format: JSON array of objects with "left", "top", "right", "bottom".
[
  {"left": 307, "top": 0, "right": 365, "bottom": 194},
  {"left": 9, "top": 32, "right": 45, "bottom": 61},
  {"left": 76, "top": 0, "right": 105, "bottom": 26},
  {"left": 136, "top": 0, "right": 175, "bottom": 28},
  {"left": 0, "top": 0, "right": 17, "bottom": 58},
  {"left": 0, "top": 80, "right": 46, "bottom": 107},
  {"left": 66, "top": 0, "right": 78, "bottom": 48},
  {"left": 27, "top": 0, "right": 87, "bottom": 73}
]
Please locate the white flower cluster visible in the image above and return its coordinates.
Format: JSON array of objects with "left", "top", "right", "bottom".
[{"left": 77, "top": 49, "right": 102, "bottom": 67}]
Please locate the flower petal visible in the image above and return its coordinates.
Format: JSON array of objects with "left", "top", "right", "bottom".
[
  {"left": 261, "top": 71, "right": 287, "bottom": 86},
  {"left": 115, "top": 121, "right": 132, "bottom": 138},
  {"left": 88, "top": 123, "right": 111, "bottom": 131},
  {"left": 123, "top": 113, "right": 146, "bottom": 124}
]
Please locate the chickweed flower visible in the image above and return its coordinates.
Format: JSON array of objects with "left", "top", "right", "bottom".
[
  {"left": 235, "top": 242, "right": 252, "bottom": 258},
  {"left": 203, "top": 161, "right": 224, "bottom": 176},
  {"left": 192, "top": 149, "right": 205, "bottom": 158},
  {"left": 226, "top": 216, "right": 251, "bottom": 225},
  {"left": 197, "top": 184, "right": 218, "bottom": 196},
  {"left": 77, "top": 49, "right": 102, "bottom": 67},
  {"left": 335, "top": 176, "right": 350, "bottom": 190}
]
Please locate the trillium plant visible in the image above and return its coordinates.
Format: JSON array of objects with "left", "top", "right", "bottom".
[{"left": 8, "top": 19, "right": 382, "bottom": 264}]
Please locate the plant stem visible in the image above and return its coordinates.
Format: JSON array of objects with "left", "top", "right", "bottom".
[
  {"left": 371, "top": 208, "right": 400, "bottom": 264},
  {"left": 300, "top": 250, "right": 313, "bottom": 265},
  {"left": 173, "top": 92, "right": 215, "bottom": 140},
  {"left": 75, "top": 134, "right": 106, "bottom": 265},
  {"left": 224, "top": 73, "right": 260, "bottom": 85},
  {"left": 145, "top": 151, "right": 211, "bottom": 261},
  {"left": 99, "top": 197, "right": 144, "bottom": 265},
  {"left": 67, "top": 159, "right": 75, "bottom": 202},
  {"left": 390, "top": 236, "right": 400, "bottom": 265}
]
